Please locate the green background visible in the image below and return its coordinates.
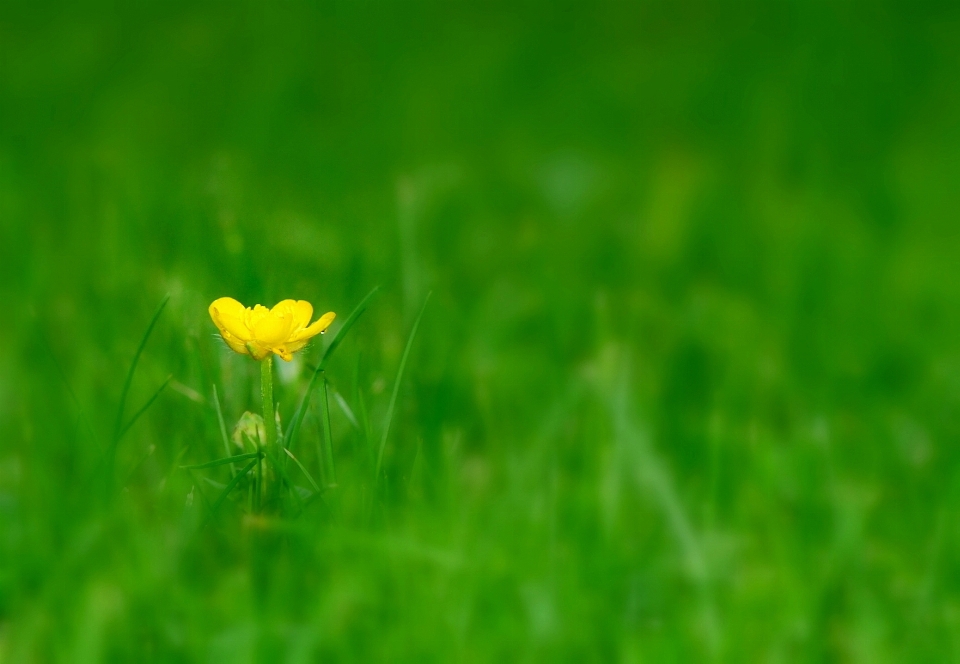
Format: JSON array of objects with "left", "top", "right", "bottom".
[{"left": 3, "top": 1, "right": 960, "bottom": 660}]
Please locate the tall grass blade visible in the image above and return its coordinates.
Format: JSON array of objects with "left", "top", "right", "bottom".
[
  {"left": 113, "top": 295, "right": 170, "bottom": 441},
  {"left": 333, "top": 389, "right": 360, "bottom": 431},
  {"left": 213, "top": 457, "right": 259, "bottom": 513},
  {"left": 212, "top": 384, "right": 236, "bottom": 477},
  {"left": 117, "top": 374, "right": 172, "bottom": 441},
  {"left": 122, "top": 444, "right": 156, "bottom": 487},
  {"left": 374, "top": 292, "right": 431, "bottom": 483},
  {"left": 161, "top": 446, "right": 190, "bottom": 491},
  {"left": 319, "top": 374, "right": 336, "bottom": 486},
  {"left": 262, "top": 447, "right": 304, "bottom": 509},
  {"left": 285, "top": 286, "right": 380, "bottom": 451},
  {"left": 105, "top": 295, "right": 169, "bottom": 495},
  {"left": 41, "top": 332, "right": 102, "bottom": 450},
  {"left": 284, "top": 448, "right": 322, "bottom": 493},
  {"left": 170, "top": 380, "right": 206, "bottom": 405},
  {"left": 187, "top": 471, "right": 218, "bottom": 523},
  {"left": 356, "top": 360, "right": 372, "bottom": 466},
  {"left": 311, "top": 408, "right": 326, "bottom": 488},
  {"left": 181, "top": 452, "right": 259, "bottom": 470}
]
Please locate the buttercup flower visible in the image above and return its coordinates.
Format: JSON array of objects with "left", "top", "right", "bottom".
[{"left": 209, "top": 297, "right": 336, "bottom": 361}]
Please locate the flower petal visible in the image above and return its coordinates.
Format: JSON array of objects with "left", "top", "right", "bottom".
[
  {"left": 210, "top": 296, "right": 247, "bottom": 319},
  {"left": 291, "top": 311, "right": 336, "bottom": 342},
  {"left": 245, "top": 304, "right": 270, "bottom": 329},
  {"left": 270, "top": 299, "right": 298, "bottom": 316},
  {"left": 282, "top": 338, "right": 310, "bottom": 355},
  {"left": 251, "top": 309, "right": 294, "bottom": 345},
  {"left": 290, "top": 300, "right": 314, "bottom": 330},
  {"left": 210, "top": 297, "right": 253, "bottom": 342},
  {"left": 219, "top": 330, "right": 250, "bottom": 356}
]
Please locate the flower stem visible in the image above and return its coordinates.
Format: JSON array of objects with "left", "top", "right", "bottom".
[
  {"left": 261, "top": 355, "right": 277, "bottom": 449},
  {"left": 259, "top": 355, "right": 276, "bottom": 511}
]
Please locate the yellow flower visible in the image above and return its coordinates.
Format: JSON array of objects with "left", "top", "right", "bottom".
[{"left": 209, "top": 297, "right": 336, "bottom": 361}]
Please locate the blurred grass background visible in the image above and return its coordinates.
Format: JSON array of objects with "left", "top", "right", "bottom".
[{"left": 3, "top": 0, "right": 960, "bottom": 660}]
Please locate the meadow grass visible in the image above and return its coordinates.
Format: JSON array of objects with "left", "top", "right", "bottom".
[{"left": 3, "top": 1, "right": 960, "bottom": 661}]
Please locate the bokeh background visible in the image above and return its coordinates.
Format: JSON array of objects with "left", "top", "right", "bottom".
[{"left": 3, "top": 1, "right": 960, "bottom": 660}]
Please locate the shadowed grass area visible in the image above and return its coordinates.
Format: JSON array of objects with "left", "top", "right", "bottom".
[{"left": 3, "top": 1, "right": 960, "bottom": 661}]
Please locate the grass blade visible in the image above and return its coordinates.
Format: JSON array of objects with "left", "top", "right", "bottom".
[
  {"left": 319, "top": 374, "right": 336, "bottom": 486},
  {"left": 170, "top": 380, "right": 206, "bottom": 405},
  {"left": 319, "top": 286, "right": 382, "bottom": 372},
  {"left": 41, "top": 332, "right": 102, "bottom": 450},
  {"left": 333, "top": 388, "right": 360, "bottom": 431},
  {"left": 375, "top": 292, "right": 431, "bottom": 482},
  {"left": 285, "top": 286, "right": 380, "bottom": 451},
  {"left": 161, "top": 446, "right": 190, "bottom": 491},
  {"left": 284, "top": 448, "right": 322, "bottom": 493},
  {"left": 262, "top": 447, "right": 304, "bottom": 509},
  {"left": 117, "top": 374, "right": 172, "bottom": 441},
  {"left": 187, "top": 471, "right": 218, "bottom": 523},
  {"left": 213, "top": 457, "right": 259, "bottom": 513},
  {"left": 105, "top": 295, "right": 169, "bottom": 496},
  {"left": 356, "top": 357, "right": 372, "bottom": 467},
  {"left": 113, "top": 295, "right": 170, "bottom": 441},
  {"left": 181, "top": 452, "right": 259, "bottom": 470},
  {"left": 212, "top": 384, "right": 236, "bottom": 477},
  {"left": 122, "top": 444, "right": 156, "bottom": 487}
]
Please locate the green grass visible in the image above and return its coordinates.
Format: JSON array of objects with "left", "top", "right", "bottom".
[
  {"left": 375, "top": 292, "right": 431, "bottom": 486},
  {"left": 3, "top": 1, "right": 960, "bottom": 661}
]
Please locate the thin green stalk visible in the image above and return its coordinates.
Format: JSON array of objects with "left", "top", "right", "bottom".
[
  {"left": 374, "top": 292, "right": 431, "bottom": 483},
  {"left": 319, "top": 372, "right": 336, "bottom": 487}
]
